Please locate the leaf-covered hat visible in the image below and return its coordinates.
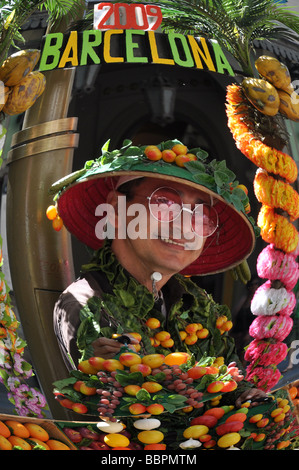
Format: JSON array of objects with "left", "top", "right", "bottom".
[{"left": 50, "top": 139, "right": 257, "bottom": 275}]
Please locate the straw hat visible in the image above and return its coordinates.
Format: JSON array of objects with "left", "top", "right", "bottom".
[{"left": 50, "top": 139, "right": 257, "bottom": 275}]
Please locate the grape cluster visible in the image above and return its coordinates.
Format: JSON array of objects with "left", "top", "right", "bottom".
[
  {"left": 156, "top": 364, "right": 204, "bottom": 409},
  {"left": 96, "top": 370, "right": 124, "bottom": 418}
]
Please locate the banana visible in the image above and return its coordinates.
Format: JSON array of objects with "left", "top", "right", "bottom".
[
  {"left": 3, "top": 71, "right": 46, "bottom": 116},
  {"left": 242, "top": 78, "right": 280, "bottom": 116},
  {"left": 255, "top": 55, "right": 293, "bottom": 93},
  {"left": 233, "top": 260, "right": 251, "bottom": 285},
  {"left": 235, "top": 265, "right": 247, "bottom": 284},
  {"left": 229, "top": 267, "right": 238, "bottom": 281},
  {"left": 277, "top": 89, "right": 299, "bottom": 121},
  {"left": 239, "top": 259, "right": 251, "bottom": 282},
  {"left": 0, "top": 49, "right": 40, "bottom": 87},
  {"left": 49, "top": 168, "right": 87, "bottom": 195}
]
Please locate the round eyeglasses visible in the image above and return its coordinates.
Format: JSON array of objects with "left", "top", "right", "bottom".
[{"left": 137, "top": 186, "right": 219, "bottom": 238}]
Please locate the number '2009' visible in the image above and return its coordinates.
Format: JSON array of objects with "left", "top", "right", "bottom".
[{"left": 94, "top": 3, "right": 162, "bottom": 31}]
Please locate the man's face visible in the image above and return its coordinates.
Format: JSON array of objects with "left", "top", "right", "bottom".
[{"left": 112, "top": 178, "right": 213, "bottom": 276}]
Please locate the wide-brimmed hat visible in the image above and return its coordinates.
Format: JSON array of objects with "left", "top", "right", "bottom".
[{"left": 50, "top": 139, "right": 257, "bottom": 276}]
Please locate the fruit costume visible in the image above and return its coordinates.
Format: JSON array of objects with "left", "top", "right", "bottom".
[{"left": 50, "top": 139, "right": 256, "bottom": 372}]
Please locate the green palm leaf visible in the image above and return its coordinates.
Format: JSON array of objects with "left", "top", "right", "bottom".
[
  {"left": 110, "top": 0, "right": 299, "bottom": 76},
  {"left": 0, "top": 0, "right": 86, "bottom": 65}
]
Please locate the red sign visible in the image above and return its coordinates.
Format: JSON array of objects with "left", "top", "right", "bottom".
[{"left": 94, "top": 2, "right": 162, "bottom": 31}]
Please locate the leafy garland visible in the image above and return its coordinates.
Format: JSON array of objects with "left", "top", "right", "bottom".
[{"left": 77, "top": 242, "right": 242, "bottom": 368}]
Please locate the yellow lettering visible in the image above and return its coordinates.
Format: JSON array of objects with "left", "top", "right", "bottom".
[
  {"left": 103, "top": 30, "right": 124, "bottom": 63},
  {"left": 58, "top": 31, "right": 78, "bottom": 68},
  {"left": 148, "top": 31, "right": 174, "bottom": 65},
  {"left": 187, "top": 36, "right": 216, "bottom": 72}
]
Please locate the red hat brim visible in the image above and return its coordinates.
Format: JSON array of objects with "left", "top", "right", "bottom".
[{"left": 57, "top": 171, "right": 255, "bottom": 276}]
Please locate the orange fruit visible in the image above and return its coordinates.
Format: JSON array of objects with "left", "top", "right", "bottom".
[
  {"left": 118, "top": 352, "right": 142, "bottom": 367},
  {"left": 102, "top": 359, "right": 124, "bottom": 371},
  {"left": 8, "top": 435, "right": 32, "bottom": 450},
  {"left": 23, "top": 423, "right": 49, "bottom": 442},
  {"left": 179, "top": 331, "right": 187, "bottom": 340},
  {"left": 124, "top": 384, "right": 141, "bottom": 396},
  {"left": 185, "top": 323, "right": 199, "bottom": 334},
  {"left": 144, "top": 443, "right": 166, "bottom": 450},
  {"left": 129, "top": 332, "right": 142, "bottom": 342},
  {"left": 172, "top": 144, "right": 188, "bottom": 155},
  {"left": 164, "top": 352, "right": 190, "bottom": 366},
  {"left": 161, "top": 149, "right": 176, "bottom": 163},
  {"left": 46, "top": 205, "right": 58, "bottom": 220},
  {"left": 187, "top": 366, "right": 207, "bottom": 379},
  {"left": 46, "top": 439, "right": 71, "bottom": 450},
  {"left": 160, "top": 338, "right": 174, "bottom": 348},
  {"left": 289, "top": 386, "right": 298, "bottom": 400},
  {"left": 196, "top": 328, "right": 209, "bottom": 338},
  {"left": 184, "top": 334, "right": 198, "bottom": 345},
  {"left": 5, "top": 420, "right": 30, "bottom": 438},
  {"left": 129, "top": 403, "right": 147, "bottom": 415},
  {"left": 146, "top": 403, "right": 164, "bottom": 415},
  {"left": 146, "top": 318, "right": 161, "bottom": 329},
  {"left": 130, "top": 363, "right": 152, "bottom": 376},
  {"left": 52, "top": 216, "right": 63, "bottom": 231},
  {"left": 175, "top": 154, "right": 193, "bottom": 167},
  {"left": 0, "top": 420, "right": 11, "bottom": 438},
  {"left": 141, "top": 382, "right": 163, "bottom": 393},
  {"left": 204, "top": 407, "right": 225, "bottom": 420},
  {"left": 112, "top": 446, "right": 131, "bottom": 450},
  {"left": 0, "top": 435, "right": 13, "bottom": 450},
  {"left": 78, "top": 359, "right": 100, "bottom": 374},
  {"left": 142, "top": 354, "right": 165, "bottom": 368},
  {"left": 144, "top": 146, "right": 162, "bottom": 161},
  {"left": 154, "top": 331, "right": 170, "bottom": 342},
  {"left": 30, "top": 438, "right": 50, "bottom": 450},
  {"left": 226, "top": 413, "right": 247, "bottom": 423},
  {"left": 237, "top": 184, "right": 248, "bottom": 195}
]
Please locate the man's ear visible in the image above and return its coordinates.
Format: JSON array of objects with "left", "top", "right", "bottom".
[{"left": 106, "top": 190, "right": 126, "bottom": 229}]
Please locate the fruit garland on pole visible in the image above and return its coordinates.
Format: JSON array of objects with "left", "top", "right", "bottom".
[
  {"left": 0, "top": 50, "right": 46, "bottom": 117},
  {"left": 0, "top": 49, "right": 48, "bottom": 416},
  {"left": 226, "top": 55, "right": 299, "bottom": 392}
]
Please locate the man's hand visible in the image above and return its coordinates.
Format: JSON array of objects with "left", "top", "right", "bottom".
[
  {"left": 91, "top": 334, "right": 139, "bottom": 359},
  {"left": 235, "top": 388, "right": 269, "bottom": 408}
]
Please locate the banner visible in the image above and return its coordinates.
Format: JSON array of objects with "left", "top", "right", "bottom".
[{"left": 39, "top": 29, "right": 235, "bottom": 77}]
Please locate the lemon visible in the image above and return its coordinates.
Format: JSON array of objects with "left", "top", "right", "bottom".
[
  {"left": 183, "top": 425, "right": 209, "bottom": 439},
  {"left": 137, "top": 430, "right": 164, "bottom": 444},
  {"left": 104, "top": 433, "right": 130, "bottom": 448}
]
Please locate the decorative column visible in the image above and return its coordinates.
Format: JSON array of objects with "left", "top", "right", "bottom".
[{"left": 6, "top": 66, "right": 79, "bottom": 418}]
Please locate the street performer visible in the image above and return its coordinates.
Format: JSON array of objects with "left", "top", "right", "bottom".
[{"left": 51, "top": 138, "right": 267, "bottom": 407}]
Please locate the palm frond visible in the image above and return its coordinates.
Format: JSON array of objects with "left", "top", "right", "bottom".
[
  {"left": 0, "top": 0, "right": 86, "bottom": 65},
  {"left": 117, "top": 0, "right": 299, "bottom": 75},
  {"left": 41, "top": 0, "right": 86, "bottom": 24}
]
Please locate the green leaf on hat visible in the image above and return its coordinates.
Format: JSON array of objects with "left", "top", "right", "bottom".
[
  {"left": 214, "top": 170, "right": 230, "bottom": 186},
  {"left": 232, "top": 186, "right": 248, "bottom": 201},
  {"left": 183, "top": 160, "right": 206, "bottom": 174},
  {"left": 229, "top": 193, "right": 245, "bottom": 212},
  {"left": 192, "top": 172, "right": 215, "bottom": 188},
  {"left": 101, "top": 139, "right": 110, "bottom": 153},
  {"left": 191, "top": 148, "right": 209, "bottom": 160}
]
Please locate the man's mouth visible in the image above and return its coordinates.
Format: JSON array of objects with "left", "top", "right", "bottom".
[{"left": 159, "top": 237, "right": 186, "bottom": 248}]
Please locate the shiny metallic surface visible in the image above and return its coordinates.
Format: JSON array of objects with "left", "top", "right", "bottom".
[{"left": 6, "top": 67, "right": 78, "bottom": 419}]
